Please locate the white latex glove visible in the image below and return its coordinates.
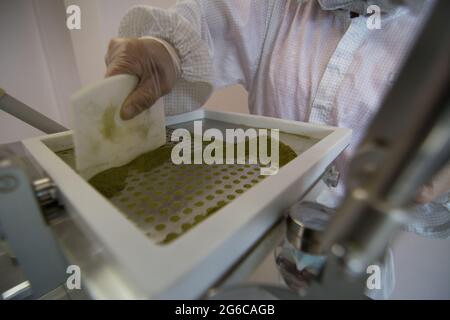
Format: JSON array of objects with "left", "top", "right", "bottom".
[{"left": 105, "top": 37, "right": 180, "bottom": 120}]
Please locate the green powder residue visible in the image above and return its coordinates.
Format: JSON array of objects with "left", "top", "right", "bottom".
[
  {"left": 89, "top": 144, "right": 173, "bottom": 198},
  {"left": 160, "top": 199, "right": 230, "bottom": 244},
  {"left": 100, "top": 105, "right": 150, "bottom": 143},
  {"left": 88, "top": 135, "right": 296, "bottom": 199},
  {"left": 279, "top": 141, "right": 298, "bottom": 167},
  {"left": 100, "top": 105, "right": 117, "bottom": 141},
  {"left": 79, "top": 131, "right": 298, "bottom": 244}
]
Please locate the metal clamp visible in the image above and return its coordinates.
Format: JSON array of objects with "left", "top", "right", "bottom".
[
  {"left": 0, "top": 159, "right": 67, "bottom": 298},
  {"left": 322, "top": 165, "right": 340, "bottom": 188}
]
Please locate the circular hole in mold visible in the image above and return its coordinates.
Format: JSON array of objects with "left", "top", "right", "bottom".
[
  {"left": 182, "top": 223, "right": 192, "bottom": 231},
  {"left": 195, "top": 201, "right": 204, "bottom": 207},
  {"left": 148, "top": 201, "right": 162, "bottom": 209},
  {"left": 145, "top": 216, "right": 155, "bottom": 223},
  {"left": 165, "top": 233, "right": 178, "bottom": 242},
  {"left": 155, "top": 224, "right": 166, "bottom": 231},
  {"left": 194, "top": 215, "right": 205, "bottom": 223},
  {"left": 172, "top": 201, "right": 182, "bottom": 209},
  {"left": 174, "top": 190, "right": 184, "bottom": 197}
]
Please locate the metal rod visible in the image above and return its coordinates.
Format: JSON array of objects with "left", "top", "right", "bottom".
[
  {"left": 0, "top": 89, "right": 67, "bottom": 134},
  {"left": 347, "top": 0, "right": 450, "bottom": 205},
  {"left": 322, "top": 0, "right": 450, "bottom": 274}
]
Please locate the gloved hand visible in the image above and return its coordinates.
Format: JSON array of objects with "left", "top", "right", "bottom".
[{"left": 105, "top": 38, "right": 179, "bottom": 120}]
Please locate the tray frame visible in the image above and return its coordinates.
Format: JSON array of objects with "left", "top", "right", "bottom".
[{"left": 22, "top": 108, "right": 351, "bottom": 299}]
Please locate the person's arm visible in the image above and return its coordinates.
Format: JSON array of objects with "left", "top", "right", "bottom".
[{"left": 106, "top": 0, "right": 273, "bottom": 118}]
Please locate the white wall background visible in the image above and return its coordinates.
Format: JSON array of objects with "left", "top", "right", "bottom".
[
  {"left": 0, "top": 0, "right": 81, "bottom": 143},
  {"left": 0, "top": 0, "right": 448, "bottom": 299}
]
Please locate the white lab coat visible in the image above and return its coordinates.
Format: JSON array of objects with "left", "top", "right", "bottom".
[{"left": 118, "top": 0, "right": 449, "bottom": 298}]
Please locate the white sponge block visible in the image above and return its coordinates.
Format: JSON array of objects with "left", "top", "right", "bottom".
[{"left": 70, "top": 74, "right": 166, "bottom": 180}]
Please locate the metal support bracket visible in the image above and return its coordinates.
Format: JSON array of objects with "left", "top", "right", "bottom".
[{"left": 0, "top": 159, "right": 67, "bottom": 299}]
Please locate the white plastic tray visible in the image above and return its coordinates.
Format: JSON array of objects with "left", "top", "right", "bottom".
[{"left": 22, "top": 108, "right": 351, "bottom": 299}]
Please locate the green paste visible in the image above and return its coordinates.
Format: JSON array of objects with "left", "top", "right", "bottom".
[
  {"left": 100, "top": 104, "right": 149, "bottom": 143},
  {"left": 89, "top": 144, "right": 172, "bottom": 198},
  {"left": 88, "top": 136, "right": 297, "bottom": 199},
  {"left": 85, "top": 133, "right": 297, "bottom": 244}
]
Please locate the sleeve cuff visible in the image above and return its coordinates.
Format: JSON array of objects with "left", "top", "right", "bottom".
[
  {"left": 118, "top": 6, "right": 214, "bottom": 115},
  {"left": 140, "top": 36, "right": 182, "bottom": 79}
]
